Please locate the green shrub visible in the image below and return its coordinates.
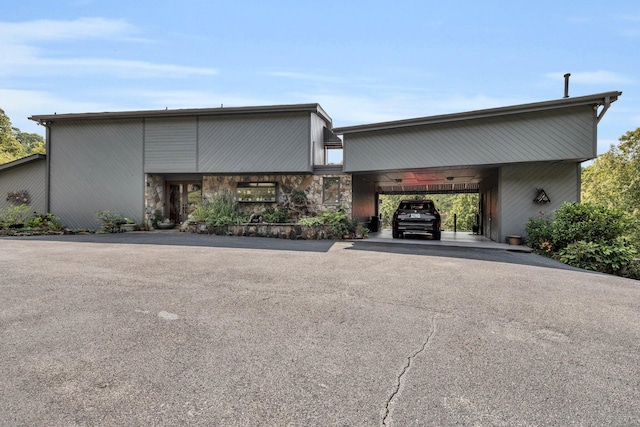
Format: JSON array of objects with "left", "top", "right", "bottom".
[
  {"left": 558, "top": 240, "right": 637, "bottom": 275},
  {"left": 298, "top": 217, "right": 323, "bottom": 226},
  {"left": 262, "top": 206, "right": 290, "bottom": 223},
  {"left": 621, "top": 258, "right": 640, "bottom": 280},
  {"left": 96, "top": 210, "right": 125, "bottom": 233},
  {"left": 552, "top": 202, "right": 625, "bottom": 249},
  {"left": 525, "top": 215, "right": 555, "bottom": 255},
  {"left": 0, "top": 204, "right": 33, "bottom": 228},
  {"left": 26, "top": 213, "right": 64, "bottom": 231},
  {"left": 299, "top": 209, "right": 354, "bottom": 237},
  {"left": 193, "top": 192, "right": 247, "bottom": 226}
]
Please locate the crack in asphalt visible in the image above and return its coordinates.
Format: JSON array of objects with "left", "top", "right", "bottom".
[{"left": 382, "top": 314, "right": 437, "bottom": 427}]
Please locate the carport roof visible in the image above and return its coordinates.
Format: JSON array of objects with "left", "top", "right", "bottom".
[{"left": 333, "top": 91, "right": 621, "bottom": 134}]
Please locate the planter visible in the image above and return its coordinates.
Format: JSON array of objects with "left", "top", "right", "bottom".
[
  {"left": 120, "top": 223, "right": 136, "bottom": 232},
  {"left": 508, "top": 235, "right": 523, "bottom": 245},
  {"left": 155, "top": 221, "right": 176, "bottom": 230}
]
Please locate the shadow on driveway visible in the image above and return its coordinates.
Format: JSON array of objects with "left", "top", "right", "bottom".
[
  {"left": 5, "top": 232, "right": 337, "bottom": 253},
  {"left": 5, "top": 231, "right": 597, "bottom": 273},
  {"left": 347, "top": 240, "right": 594, "bottom": 273}
]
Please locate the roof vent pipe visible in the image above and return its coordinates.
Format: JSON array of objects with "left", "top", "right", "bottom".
[{"left": 563, "top": 73, "right": 571, "bottom": 98}]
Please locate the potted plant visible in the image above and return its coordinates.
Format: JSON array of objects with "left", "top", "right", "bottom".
[{"left": 120, "top": 218, "right": 136, "bottom": 232}]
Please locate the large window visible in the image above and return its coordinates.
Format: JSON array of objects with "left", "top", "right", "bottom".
[
  {"left": 323, "top": 177, "right": 340, "bottom": 204},
  {"left": 237, "top": 182, "right": 277, "bottom": 202}
]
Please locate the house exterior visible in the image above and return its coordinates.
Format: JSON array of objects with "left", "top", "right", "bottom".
[
  {"left": 18, "top": 91, "right": 620, "bottom": 242},
  {"left": 27, "top": 104, "right": 349, "bottom": 231},
  {"left": 0, "top": 154, "right": 46, "bottom": 214}
]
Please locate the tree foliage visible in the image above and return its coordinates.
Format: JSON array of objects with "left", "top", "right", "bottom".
[
  {"left": 0, "top": 108, "right": 46, "bottom": 164},
  {"left": 582, "top": 127, "right": 640, "bottom": 215},
  {"left": 442, "top": 194, "right": 479, "bottom": 231},
  {"left": 0, "top": 108, "right": 25, "bottom": 163},
  {"left": 379, "top": 193, "right": 478, "bottom": 231},
  {"left": 525, "top": 202, "right": 638, "bottom": 278}
]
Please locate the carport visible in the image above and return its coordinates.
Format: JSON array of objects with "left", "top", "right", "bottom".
[{"left": 333, "top": 91, "right": 621, "bottom": 243}]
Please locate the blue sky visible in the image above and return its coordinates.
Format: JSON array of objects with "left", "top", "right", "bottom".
[{"left": 1, "top": 1, "right": 638, "bottom": 154}]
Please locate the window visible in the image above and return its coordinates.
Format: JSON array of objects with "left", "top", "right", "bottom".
[
  {"left": 237, "top": 182, "right": 277, "bottom": 202},
  {"left": 323, "top": 177, "right": 340, "bottom": 204},
  {"left": 325, "top": 147, "right": 343, "bottom": 165}
]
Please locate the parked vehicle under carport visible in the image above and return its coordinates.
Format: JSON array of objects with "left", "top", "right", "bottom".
[{"left": 392, "top": 199, "right": 441, "bottom": 240}]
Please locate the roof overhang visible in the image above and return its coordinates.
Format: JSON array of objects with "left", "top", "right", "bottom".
[
  {"left": 0, "top": 154, "right": 46, "bottom": 173},
  {"left": 334, "top": 91, "right": 621, "bottom": 135},
  {"left": 29, "top": 103, "right": 333, "bottom": 127}
]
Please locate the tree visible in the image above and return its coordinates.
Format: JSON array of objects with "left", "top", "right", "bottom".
[
  {"left": 443, "top": 194, "right": 479, "bottom": 231},
  {"left": 14, "top": 129, "right": 46, "bottom": 155},
  {"left": 0, "top": 108, "right": 26, "bottom": 164},
  {"left": 378, "top": 193, "right": 478, "bottom": 230},
  {"left": 582, "top": 127, "right": 640, "bottom": 215}
]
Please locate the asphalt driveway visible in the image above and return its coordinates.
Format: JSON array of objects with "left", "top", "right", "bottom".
[{"left": 1, "top": 233, "right": 638, "bottom": 426}]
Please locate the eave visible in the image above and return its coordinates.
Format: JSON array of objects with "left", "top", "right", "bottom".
[{"left": 333, "top": 91, "right": 622, "bottom": 135}]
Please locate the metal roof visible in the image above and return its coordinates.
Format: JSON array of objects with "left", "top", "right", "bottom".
[
  {"left": 29, "top": 103, "right": 333, "bottom": 126},
  {"left": 0, "top": 154, "right": 46, "bottom": 173},
  {"left": 333, "top": 91, "right": 621, "bottom": 134}
]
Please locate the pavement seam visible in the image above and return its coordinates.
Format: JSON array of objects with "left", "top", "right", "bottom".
[{"left": 382, "top": 314, "right": 437, "bottom": 427}]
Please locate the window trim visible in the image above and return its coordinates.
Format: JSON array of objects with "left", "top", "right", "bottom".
[{"left": 322, "top": 177, "right": 341, "bottom": 205}]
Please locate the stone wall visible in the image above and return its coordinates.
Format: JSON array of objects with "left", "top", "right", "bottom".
[
  {"left": 145, "top": 174, "right": 164, "bottom": 224},
  {"left": 185, "top": 221, "right": 336, "bottom": 240}
]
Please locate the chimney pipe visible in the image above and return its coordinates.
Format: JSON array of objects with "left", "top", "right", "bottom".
[{"left": 563, "top": 73, "right": 571, "bottom": 98}]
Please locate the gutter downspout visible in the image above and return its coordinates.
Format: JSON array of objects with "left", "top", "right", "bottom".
[{"left": 44, "top": 122, "right": 51, "bottom": 214}]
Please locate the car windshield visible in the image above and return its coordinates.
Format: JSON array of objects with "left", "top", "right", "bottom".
[{"left": 400, "top": 201, "right": 434, "bottom": 210}]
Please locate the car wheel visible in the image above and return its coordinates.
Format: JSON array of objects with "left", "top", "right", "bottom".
[
  {"left": 392, "top": 229, "right": 399, "bottom": 238},
  {"left": 433, "top": 230, "right": 441, "bottom": 240}
]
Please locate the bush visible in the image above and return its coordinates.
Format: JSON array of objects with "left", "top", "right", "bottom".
[
  {"left": 552, "top": 202, "right": 626, "bottom": 248},
  {"left": 26, "top": 213, "right": 64, "bottom": 231},
  {"left": 261, "top": 206, "right": 290, "bottom": 223},
  {"left": 525, "top": 215, "right": 555, "bottom": 255},
  {"left": 0, "top": 204, "right": 33, "bottom": 228},
  {"left": 96, "top": 210, "right": 125, "bottom": 233},
  {"left": 525, "top": 202, "right": 640, "bottom": 278},
  {"left": 192, "top": 192, "right": 247, "bottom": 226},
  {"left": 558, "top": 240, "right": 637, "bottom": 275},
  {"left": 299, "top": 208, "right": 354, "bottom": 237}
]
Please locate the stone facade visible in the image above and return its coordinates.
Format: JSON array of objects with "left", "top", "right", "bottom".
[
  {"left": 144, "top": 173, "right": 352, "bottom": 225},
  {"left": 145, "top": 174, "right": 165, "bottom": 225},
  {"left": 202, "top": 173, "right": 352, "bottom": 219}
]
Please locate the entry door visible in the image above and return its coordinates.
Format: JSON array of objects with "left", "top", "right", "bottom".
[{"left": 166, "top": 181, "right": 202, "bottom": 223}]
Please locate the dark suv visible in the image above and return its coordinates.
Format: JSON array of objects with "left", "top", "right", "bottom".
[{"left": 392, "top": 199, "right": 441, "bottom": 240}]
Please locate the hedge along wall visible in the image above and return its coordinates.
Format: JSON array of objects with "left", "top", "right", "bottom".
[{"left": 202, "top": 174, "right": 353, "bottom": 218}]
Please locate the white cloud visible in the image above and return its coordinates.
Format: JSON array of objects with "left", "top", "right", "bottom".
[
  {"left": 0, "top": 17, "right": 137, "bottom": 42},
  {"left": 0, "top": 17, "right": 217, "bottom": 78}
]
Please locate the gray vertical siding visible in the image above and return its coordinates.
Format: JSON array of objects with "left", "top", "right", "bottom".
[
  {"left": 198, "top": 114, "right": 311, "bottom": 173},
  {"left": 144, "top": 118, "right": 197, "bottom": 173},
  {"left": 499, "top": 162, "right": 580, "bottom": 242},
  {"left": 49, "top": 120, "right": 144, "bottom": 229},
  {"left": 0, "top": 158, "right": 46, "bottom": 213},
  {"left": 344, "top": 107, "right": 595, "bottom": 172}
]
